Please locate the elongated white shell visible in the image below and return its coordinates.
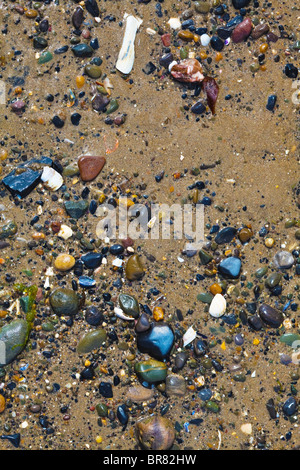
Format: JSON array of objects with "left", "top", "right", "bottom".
[
  {"left": 209, "top": 293, "right": 226, "bottom": 318},
  {"left": 41, "top": 166, "right": 63, "bottom": 191},
  {"left": 116, "top": 14, "right": 143, "bottom": 75},
  {"left": 183, "top": 326, "right": 197, "bottom": 347},
  {"left": 114, "top": 306, "right": 135, "bottom": 321}
]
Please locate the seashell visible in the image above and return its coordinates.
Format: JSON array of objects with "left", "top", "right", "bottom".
[
  {"left": 170, "top": 58, "right": 204, "bottom": 83},
  {"left": 41, "top": 166, "right": 63, "bottom": 191},
  {"left": 167, "top": 17, "right": 181, "bottom": 29},
  {"left": 136, "top": 415, "right": 175, "bottom": 450},
  {"left": 57, "top": 224, "right": 73, "bottom": 240},
  {"left": 209, "top": 293, "right": 226, "bottom": 318},
  {"left": 114, "top": 306, "right": 135, "bottom": 321},
  {"left": 182, "top": 325, "right": 197, "bottom": 347},
  {"left": 116, "top": 14, "right": 143, "bottom": 75}
]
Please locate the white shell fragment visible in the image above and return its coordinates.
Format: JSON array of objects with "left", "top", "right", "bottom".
[
  {"left": 41, "top": 166, "right": 63, "bottom": 191},
  {"left": 183, "top": 326, "right": 197, "bottom": 347},
  {"left": 209, "top": 294, "right": 227, "bottom": 318},
  {"left": 114, "top": 306, "right": 135, "bottom": 321},
  {"left": 57, "top": 224, "right": 73, "bottom": 240},
  {"left": 116, "top": 14, "right": 143, "bottom": 75}
]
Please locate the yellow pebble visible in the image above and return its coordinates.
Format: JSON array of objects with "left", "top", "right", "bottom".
[
  {"left": 253, "top": 338, "right": 260, "bottom": 345},
  {"left": 54, "top": 253, "right": 76, "bottom": 271},
  {"left": 265, "top": 237, "right": 275, "bottom": 248},
  {"left": 76, "top": 75, "right": 85, "bottom": 88},
  {"left": 84, "top": 360, "right": 91, "bottom": 367},
  {"left": 153, "top": 306, "right": 164, "bottom": 321},
  {"left": 210, "top": 283, "right": 222, "bottom": 295},
  {"left": 95, "top": 435, "right": 103, "bottom": 444}
]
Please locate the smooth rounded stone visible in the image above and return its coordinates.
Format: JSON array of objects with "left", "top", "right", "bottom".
[
  {"left": 136, "top": 415, "right": 175, "bottom": 450},
  {"left": 117, "top": 405, "right": 129, "bottom": 426},
  {"left": 198, "top": 249, "right": 213, "bottom": 265},
  {"left": 209, "top": 293, "right": 226, "bottom": 318},
  {"left": 210, "top": 36, "right": 224, "bottom": 51},
  {"left": 218, "top": 257, "right": 241, "bottom": 278},
  {"left": 251, "top": 23, "right": 270, "bottom": 39},
  {"left": 71, "top": 44, "right": 94, "bottom": 58},
  {"left": 265, "top": 272, "right": 282, "bottom": 289},
  {"left": 76, "top": 329, "right": 107, "bottom": 354},
  {"left": 193, "top": 338, "right": 207, "bottom": 357},
  {"left": 198, "top": 388, "right": 212, "bottom": 401},
  {"left": 234, "top": 333, "right": 244, "bottom": 346},
  {"left": 280, "top": 333, "right": 300, "bottom": 346},
  {"left": 0, "top": 221, "right": 18, "bottom": 240},
  {"left": 78, "top": 276, "right": 96, "bottom": 288},
  {"left": 282, "top": 397, "right": 298, "bottom": 416},
  {"left": 54, "top": 253, "right": 75, "bottom": 271},
  {"left": 200, "top": 33, "right": 210, "bottom": 46},
  {"left": 39, "top": 18, "right": 49, "bottom": 32},
  {"left": 119, "top": 294, "right": 140, "bottom": 319},
  {"left": 258, "top": 303, "right": 284, "bottom": 328},
  {"left": 72, "top": 6, "right": 84, "bottom": 29},
  {"left": 64, "top": 200, "right": 89, "bottom": 219},
  {"left": 109, "top": 244, "right": 124, "bottom": 255},
  {"left": 197, "top": 292, "right": 213, "bottom": 303},
  {"left": 85, "top": 306, "right": 103, "bottom": 326},
  {"left": 78, "top": 155, "right": 106, "bottom": 182},
  {"left": 134, "top": 359, "right": 167, "bottom": 383},
  {"left": 273, "top": 251, "right": 294, "bottom": 269},
  {"left": 135, "top": 313, "right": 150, "bottom": 333},
  {"left": 238, "top": 227, "right": 253, "bottom": 243},
  {"left": 125, "top": 254, "right": 145, "bottom": 281},
  {"left": 175, "top": 351, "right": 188, "bottom": 370},
  {"left": 33, "top": 37, "right": 48, "bottom": 49},
  {"left": 232, "top": 0, "right": 251, "bottom": 8},
  {"left": 248, "top": 315, "right": 263, "bottom": 331},
  {"left": 190, "top": 100, "right": 206, "bottom": 114},
  {"left": 215, "top": 227, "right": 237, "bottom": 244},
  {"left": 92, "top": 94, "right": 110, "bottom": 112},
  {"left": 280, "top": 354, "right": 292, "bottom": 365},
  {"left": 84, "top": 64, "right": 102, "bottom": 79},
  {"left": 126, "top": 385, "right": 154, "bottom": 402},
  {"left": 99, "top": 381, "right": 113, "bottom": 398},
  {"left": 284, "top": 63, "right": 298, "bottom": 79},
  {"left": 136, "top": 322, "right": 175, "bottom": 360},
  {"left": 81, "top": 252, "right": 102, "bottom": 269},
  {"left": 0, "top": 319, "right": 30, "bottom": 366},
  {"left": 96, "top": 403, "right": 108, "bottom": 417},
  {"left": 49, "top": 288, "right": 79, "bottom": 316},
  {"left": 165, "top": 374, "right": 186, "bottom": 397},
  {"left": 231, "top": 17, "right": 252, "bottom": 43},
  {"left": 37, "top": 51, "right": 53, "bottom": 64},
  {"left": 194, "top": 1, "right": 210, "bottom": 14},
  {"left": 255, "top": 266, "right": 268, "bottom": 278}
]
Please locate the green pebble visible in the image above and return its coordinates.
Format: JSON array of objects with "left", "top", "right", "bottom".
[
  {"left": 255, "top": 266, "right": 268, "bottom": 278},
  {"left": 134, "top": 359, "right": 167, "bottom": 383},
  {"left": 85, "top": 64, "right": 102, "bottom": 79},
  {"left": 119, "top": 293, "right": 140, "bottom": 319},
  {"left": 96, "top": 403, "right": 108, "bottom": 417},
  {"left": 76, "top": 329, "right": 107, "bottom": 354},
  {"left": 205, "top": 400, "right": 220, "bottom": 413},
  {"left": 197, "top": 292, "right": 213, "bottom": 303},
  {"left": 106, "top": 99, "right": 119, "bottom": 115},
  {"left": 38, "top": 51, "right": 53, "bottom": 64}
]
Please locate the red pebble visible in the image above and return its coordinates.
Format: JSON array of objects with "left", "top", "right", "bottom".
[
  {"left": 161, "top": 33, "right": 171, "bottom": 47},
  {"left": 232, "top": 17, "right": 253, "bottom": 43}
]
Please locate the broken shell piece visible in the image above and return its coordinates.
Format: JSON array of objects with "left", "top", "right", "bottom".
[
  {"left": 41, "top": 166, "right": 63, "bottom": 191},
  {"left": 170, "top": 58, "right": 204, "bottom": 83},
  {"left": 57, "top": 224, "right": 73, "bottom": 240},
  {"left": 183, "top": 326, "right": 197, "bottom": 347},
  {"left": 114, "top": 306, "right": 135, "bottom": 321},
  {"left": 116, "top": 14, "right": 143, "bottom": 75},
  {"left": 209, "top": 293, "right": 226, "bottom": 318}
]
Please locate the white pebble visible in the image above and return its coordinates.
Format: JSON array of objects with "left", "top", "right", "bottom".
[
  {"left": 200, "top": 34, "right": 210, "bottom": 47},
  {"left": 209, "top": 293, "right": 226, "bottom": 318}
]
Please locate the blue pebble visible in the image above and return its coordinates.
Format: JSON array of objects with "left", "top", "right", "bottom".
[
  {"left": 218, "top": 257, "right": 241, "bottom": 278},
  {"left": 198, "top": 388, "right": 213, "bottom": 401},
  {"left": 78, "top": 276, "right": 96, "bottom": 288}
]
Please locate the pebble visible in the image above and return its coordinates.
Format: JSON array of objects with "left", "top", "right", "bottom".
[
  {"left": 81, "top": 252, "right": 102, "bottom": 269},
  {"left": 136, "top": 415, "right": 175, "bottom": 450},
  {"left": 64, "top": 200, "right": 89, "bottom": 219},
  {"left": 99, "top": 382, "right": 113, "bottom": 398},
  {"left": 218, "top": 256, "right": 241, "bottom": 278},
  {"left": 54, "top": 253, "right": 75, "bottom": 271},
  {"left": 125, "top": 254, "right": 145, "bottom": 281},
  {"left": 135, "top": 313, "right": 150, "bottom": 333},
  {"left": 258, "top": 303, "right": 284, "bottom": 328},
  {"left": 165, "top": 374, "right": 186, "bottom": 397},
  {"left": 119, "top": 293, "right": 140, "bottom": 319},
  {"left": 126, "top": 385, "right": 154, "bottom": 402},
  {"left": 78, "top": 155, "right": 106, "bottom": 182},
  {"left": 251, "top": 23, "right": 270, "bottom": 39},
  {"left": 85, "top": 306, "right": 103, "bottom": 326},
  {"left": 273, "top": 251, "right": 294, "bottom": 269},
  {"left": 0, "top": 319, "right": 30, "bottom": 366},
  {"left": 232, "top": 0, "right": 251, "bottom": 8},
  {"left": 136, "top": 322, "right": 175, "bottom": 360},
  {"left": 76, "top": 329, "right": 107, "bottom": 354},
  {"left": 84, "top": 64, "right": 102, "bottom": 79},
  {"left": 282, "top": 397, "right": 298, "bottom": 416},
  {"left": 209, "top": 293, "right": 227, "bottom": 318},
  {"left": 215, "top": 227, "right": 237, "bottom": 244},
  {"left": 49, "top": 288, "right": 79, "bottom": 316},
  {"left": 71, "top": 44, "right": 94, "bottom": 58},
  {"left": 231, "top": 17, "right": 253, "bottom": 43},
  {"left": 134, "top": 359, "right": 167, "bottom": 383}
]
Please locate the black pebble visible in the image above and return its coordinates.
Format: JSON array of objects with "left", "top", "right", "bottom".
[
  {"left": 99, "top": 381, "right": 113, "bottom": 398},
  {"left": 71, "top": 113, "right": 81, "bottom": 126},
  {"left": 284, "top": 63, "right": 298, "bottom": 79},
  {"left": 210, "top": 36, "right": 225, "bottom": 51},
  {"left": 52, "top": 115, "right": 65, "bottom": 128}
]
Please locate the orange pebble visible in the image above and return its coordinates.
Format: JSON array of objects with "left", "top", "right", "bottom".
[
  {"left": 260, "top": 42, "right": 268, "bottom": 53},
  {"left": 32, "top": 232, "right": 46, "bottom": 240},
  {"left": 215, "top": 52, "right": 223, "bottom": 62},
  {"left": 14, "top": 86, "right": 23, "bottom": 94},
  {"left": 209, "top": 283, "right": 222, "bottom": 295},
  {"left": 199, "top": 51, "right": 208, "bottom": 60},
  {"left": 0, "top": 394, "right": 5, "bottom": 413},
  {"left": 76, "top": 75, "right": 85, "bottom": 88},
  {"left": 153, "top": 306, "right": 164, "bottom": 321},
  {"left": 0, "top": 258, "right": 5, "bottom": 264}
]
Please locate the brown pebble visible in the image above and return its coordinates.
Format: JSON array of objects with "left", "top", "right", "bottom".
[
  {"left": 232, "top": 17, "right": 253, "bottom": 43},
  {"left": 0, "top": 394, "right": 5, "bottom": 413},
  {"left": 251, "top": 23, "right": 270, "bottom": 39},
  {"left": 78, "top": 155, "right": 106, "bottom": 182},
  {"left": 126, "top": 385, "right": 154, "bottom": 402}
]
